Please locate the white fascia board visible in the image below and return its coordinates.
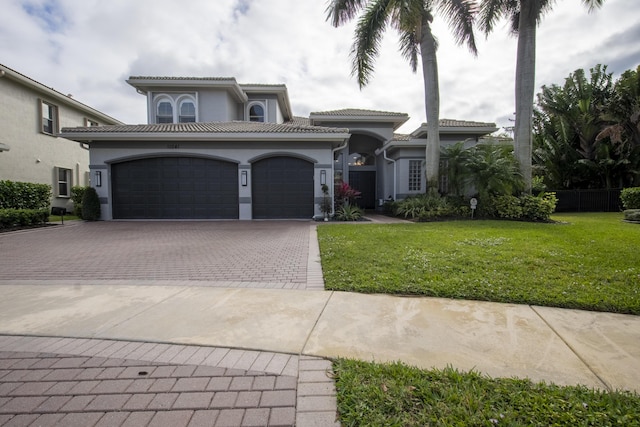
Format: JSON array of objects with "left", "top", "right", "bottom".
[
  {"left": 1, "top": 64, "right": 123, "bottom": 125},
  {"left": 241, "top": 84, "right": 292, "bottom": 120},
  {"left": 127, "top": 78, "right": 248, "bottom": 103}
]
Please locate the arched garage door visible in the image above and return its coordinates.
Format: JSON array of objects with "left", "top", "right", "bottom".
[
  {"left": 252, "top": 156, "right": 314, "bottom": 219},
  {"left": 112, "top": 157, "right": 238, "bottom": 219}
]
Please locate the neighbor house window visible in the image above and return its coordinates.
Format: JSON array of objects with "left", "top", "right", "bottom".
[
  {"left": 41, "top": 100, "right": 58, "bottom": 134},
  {"left": 156, "top": 100, "right": 174, "bottom": 123},
  {"left": 408, "top": 160, "right": 422, "bottom": 191},
  {"left": 248, "top": 103, "right": 265, "bottom": 122},
  {"left": 179, "top": 99, "right": 196, "bottom": 123},
  {"left": 85, "top": 118, "right": 99, "bottom": 127},
  {"left": 55, "top": 167, "right": 72, "bottom": 197}
]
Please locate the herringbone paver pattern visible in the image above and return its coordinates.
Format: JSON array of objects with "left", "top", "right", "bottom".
[
  {"left": 0, "top": 336, "right": 340, "bottom": 427},
  {"left": 0, "top": 221, "right": 312, "bottom": 287}
]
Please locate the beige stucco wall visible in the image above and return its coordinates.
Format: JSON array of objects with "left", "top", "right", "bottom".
[{"left": 0, "top": 77, "right": 108, "bottom": 211}]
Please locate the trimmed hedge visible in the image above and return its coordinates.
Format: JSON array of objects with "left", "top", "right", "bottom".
[
  {"left": 621, "top": 187, "right": 640, "bottom": 209},
  {"left": 0, "top": 180, "right": 51, "bottom": 209},
  {"left": 82, "top": 187, "right": 101, "bottom": 221},
  {"left": 71, "top": 186, "right": 88, "bottom": 218},
  {"left": 0, "top": 208, "right": 49, "bottom": 229}
]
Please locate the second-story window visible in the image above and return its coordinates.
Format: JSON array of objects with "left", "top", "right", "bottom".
[
  {"left": 41, "top": 100, "right": 58, "bottom": 134},
  {"left": 157, "top": 100, "right": 173, "bottom": 123},
  {"left": 179, "top": 100, "right": 196, "bottom": 123},
  {"left": 248, "top": 103, "right": 265, "bottom": 122}
]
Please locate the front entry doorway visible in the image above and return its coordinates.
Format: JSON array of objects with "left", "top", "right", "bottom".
[{"left": 349, "top": 170, "right": 376, "bottom": 209}]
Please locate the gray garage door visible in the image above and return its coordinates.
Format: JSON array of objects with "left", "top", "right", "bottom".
[
  {"left": 252, "top": 156, "right": 314, "bottom": 219},
  {"left": 112, "top": 157, "right": 238, "bottom": 219}
]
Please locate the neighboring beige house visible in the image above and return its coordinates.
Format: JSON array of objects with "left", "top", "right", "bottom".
[
  {"left": 0, "top": 63, "right": 122, "bottom": 212},
  {"left": 61, "top": 76, "right": 497, "bottom": 220}
]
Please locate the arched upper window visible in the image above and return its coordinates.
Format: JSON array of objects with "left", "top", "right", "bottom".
[
  {"left": 156, "top": 99, "right": 174, "bottom": 124},
  {"left": 248, "top": 103, "right": 265, "bottom": 122},
  {"left": 179, "top": 99, "right": 196, "bottom": 123}
]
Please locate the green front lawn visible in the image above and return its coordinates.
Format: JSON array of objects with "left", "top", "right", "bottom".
[
  {"left": 318, "top": 213, "right": 640, "bottom": 314},
  {"left": 333, "top": 359, "right": 640, "bottom": 426}
]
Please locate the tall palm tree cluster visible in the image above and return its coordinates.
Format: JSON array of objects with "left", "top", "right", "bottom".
[
  {"left": 533, "top": 65, "right": 640, "bottom": 189},
  {"left": 326, "top": 0, "right": 606, "bottom": 193}
]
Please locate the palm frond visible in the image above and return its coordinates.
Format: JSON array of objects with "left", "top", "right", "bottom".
[
  {"left": 435, "top": 0, "right": 478, "bottom": 54},
  {"left": 478, "top": 0, "right": 511, "bottom": 34},
  {"left": 325, "top": 0, "right": 368, "bottom": 27},
  {"left": 350, "top": 0, "right": 393, "bottom": 87},
  {"left": 398, "top": 30, "right": 420, "bottom": 72},
  {"left": 582, "top": 0, "right": 605, "bottom": 12}
]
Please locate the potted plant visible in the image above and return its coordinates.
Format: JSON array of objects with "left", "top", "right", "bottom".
[{"left": 320, "top": 184, "right": 332, "bottom": 221}]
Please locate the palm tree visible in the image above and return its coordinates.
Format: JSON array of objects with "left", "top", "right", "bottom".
[
  {"left": 326, "top": 0, "right": 478, "bottom": 188},
  {"left": 478, "top": 0, "right": 605, "bottom": 192}
]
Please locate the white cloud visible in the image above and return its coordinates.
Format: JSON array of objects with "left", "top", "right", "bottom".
[{"left": 1, "top": 0, "right": 638, "bottom": 134}]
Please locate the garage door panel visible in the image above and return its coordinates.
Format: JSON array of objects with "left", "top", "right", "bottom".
[
  {"left": 252, "top": 156, "right": 313, "bottom": 219},
  {"left": 112, "top": 157, "right": 238, "bottom": 219}
]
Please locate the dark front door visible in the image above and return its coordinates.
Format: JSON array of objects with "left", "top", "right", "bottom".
[
  {"left": 111, "top": 157, "right": 238, "bottom": 219},
  {"left": 252, "top": 156, "right": 314, "bottom": 219},
  {"left": 348, "top": 170, "right": 376, "bottom": 209}
]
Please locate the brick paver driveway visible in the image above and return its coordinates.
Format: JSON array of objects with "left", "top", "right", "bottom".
[{"left": 0, "top": 221, "right": 315, "bottom": 288}]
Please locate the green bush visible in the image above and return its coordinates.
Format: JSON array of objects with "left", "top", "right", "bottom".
[
  {"left": 494, "top": 195, "right": 523, "bottom": 219},
  {"left": 71, "top": 186, "right": 88, "bottom": 218},
  {"left": 621, "top": 187, "right": 640, "bottom": 209},
  {"left": 82, "top": 187, "right": 101, "bottom": 221},
  {"left": 0, "top": 180, "right": 51, "bottom": 209},
  {"left": 521, "top": 192, "right": 558, "bottom": 221},
  {"left": 336, "top": 203, "right": 363, "bottom": 221},
  {"left": 624, "top": 209, "right": 640, "bottom": 222},
  {"left": 395, "top": 189, "right": 454, "bottom": 220},
  {"left": 0, "top": 208, "right": 49, "bottom": 229}
]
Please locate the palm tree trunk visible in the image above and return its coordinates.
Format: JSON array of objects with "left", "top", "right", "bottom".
[
  {"left": 420, "top": 14, "right": 441, "bottom": 190},
  {"left": 514, "top": 0, "right": 537, "bottom": 193}
]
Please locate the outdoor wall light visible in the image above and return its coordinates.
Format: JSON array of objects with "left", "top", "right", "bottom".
[
  {"left": 241, "top": 170, "right": 248, "bottom": 186},
  {"left": 320, "top": 170, "right": 326, "bottom": 185},
  {"left": 95, "top": 171, "right": 102, "bottom": 187}
]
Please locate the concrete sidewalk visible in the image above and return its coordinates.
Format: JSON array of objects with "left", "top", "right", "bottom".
[{"left": 1, "top": 283, "right": 638, "bottom": 393}]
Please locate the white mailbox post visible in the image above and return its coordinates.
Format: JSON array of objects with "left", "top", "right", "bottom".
[{"left": 470, "top": 198, "right": 478, "bottom": 218}]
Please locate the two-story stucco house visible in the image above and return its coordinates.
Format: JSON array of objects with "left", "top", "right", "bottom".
[
  {"left": 60, "top": 76, "right": 497, "bottom": 220},
  {"left": 0, "top": 64, "right": 123, "bottom": 212}
]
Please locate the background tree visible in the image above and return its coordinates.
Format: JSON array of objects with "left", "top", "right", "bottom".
[
  {"left": 326, "top": 0, "right": 478, "bottom": 188},
  {"left": 465, "top": 143, "right": 523, "bottom": 201},
  {"left": 479, "top": 0, "right": 606, "bottom": 192},
  {"left": 533, "top": 65, "right": 640, "bottom": 189}
]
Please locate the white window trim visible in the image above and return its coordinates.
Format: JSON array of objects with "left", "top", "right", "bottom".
[
  {"left": 154, "top": 94, "right": 175, "bottom": 124},
  {"left": 176, "top": 94, "right": 197, "bottom": 123},
  {"left": 55, "top": 167, "right": 72, "bottom": 198},
  {"left": 40, "top": 99, "right": 59, "bottom": 135},
  {"left": 408, "top": 159, "right": 423, "bottom": 192},
  {"left": 247, "top": 100, "right": 266, "bottom": 122}
]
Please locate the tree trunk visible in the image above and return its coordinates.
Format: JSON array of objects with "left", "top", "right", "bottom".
[
  {"left": 420, "top": 14, "right": 441, "bottom": 190},
  {"left": 514, "top": 0, "right": 537, "bottom": 193}
]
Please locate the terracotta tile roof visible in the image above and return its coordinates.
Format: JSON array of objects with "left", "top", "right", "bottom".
[
  {"left": 310, "top": 108, "right": 407, "bottom": 117},
  {"left": 61, "top": 121, "right": 348, "bottom": 135}
]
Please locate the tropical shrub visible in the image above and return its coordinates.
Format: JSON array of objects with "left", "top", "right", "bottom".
[
  {"left": 71, "top": 186, "right": 88, "bottom": 218},
  {"left": 521, "top": 193, "right": 558, "bottom": 221},
  {"left": 336, "top": 203, "right": 363, "bottom": 221},
  {"left": 493, "top": 195, "right": 523, "bottom": 219},
  {"left": 0, "top": 180, "right": 51, "bottom": 209},
  {"left": 335, "top": 181, "right": 361, "bottom": 209},
  {"left": 621, "top": 187, "right": 640, "bottom": 209},
  {"left": 394, "top": 189, "right": 455, "bottom": 221},
  {"left": 82, "top": 187, "right": 101, "bottom": 221},
  {"left": 0, "top": 208, "right": 49, "bottom": 229}
]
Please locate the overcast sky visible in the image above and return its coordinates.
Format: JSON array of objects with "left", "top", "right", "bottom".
[{"left": 2, "top": 0, "right": 639, "bottom": 134}]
